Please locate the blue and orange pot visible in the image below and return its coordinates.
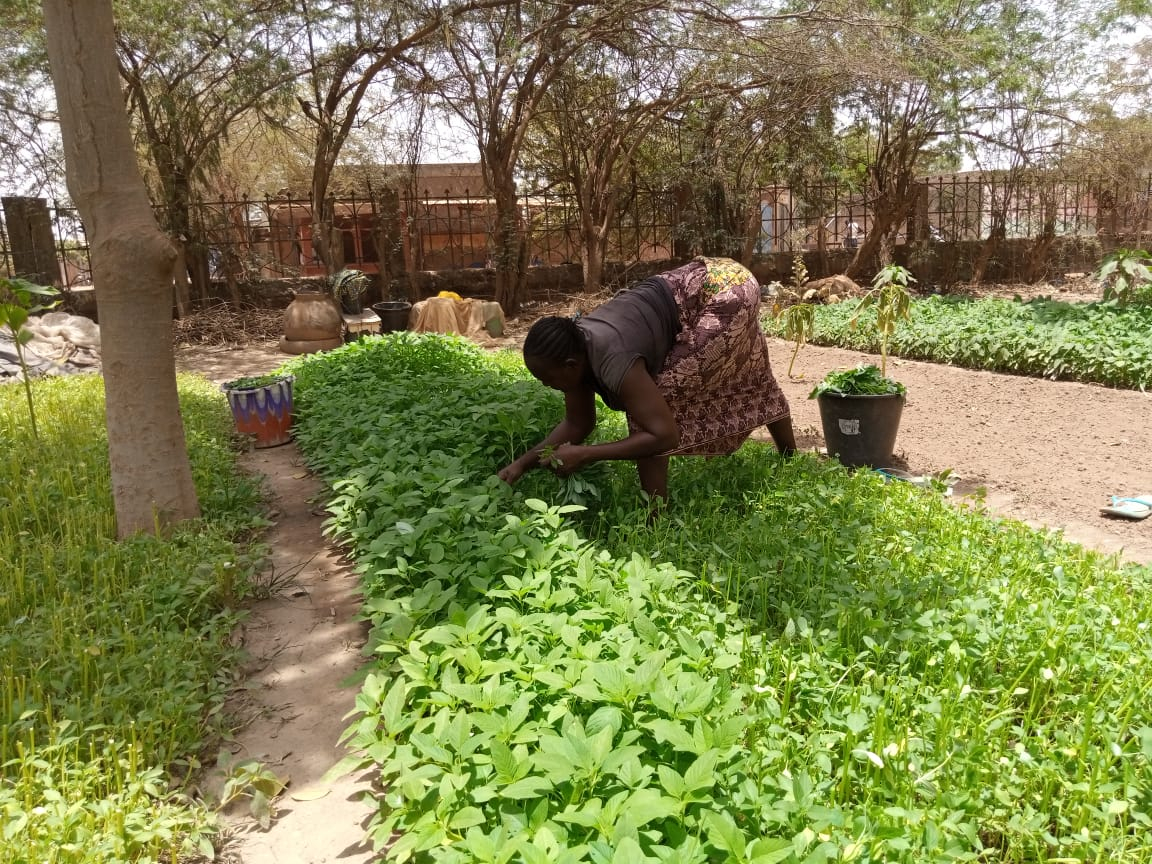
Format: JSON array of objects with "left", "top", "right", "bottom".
[{"left": 222, "top": 375, "right": 295, "bottom": 448}]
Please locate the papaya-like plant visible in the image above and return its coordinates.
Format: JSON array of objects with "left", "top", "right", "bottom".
[
  {"left": 851, "top": 264, "right": 915, "bottom": 378},
  {"left": 1096, "top": 248, "right": 1152, "bottom": 305},
  {"left": 0, "top": 277, "right": 60, "bottom": 440},
  {"left": 774, "top": 302, "right": 816, "bottom": 379},
  {"left": 771, "top": 250, "right": 817, "bottom": 379}
]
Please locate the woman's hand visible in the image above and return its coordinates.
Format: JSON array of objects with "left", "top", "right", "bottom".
[
  {"left": 540, "top": 443, "right": 591, "bottom": 477},
  {"left": 498, "top": 459, "right": 528, "bottom": 485}
]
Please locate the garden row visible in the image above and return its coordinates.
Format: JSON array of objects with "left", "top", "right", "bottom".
[
  {"left": 291, "top": 334, "right": 1152, "bottom": 864},
  {"left": 0, "top": 376, "right": 263, "bottom": 863},
  {"left": 763, "top": 295, "right": 1152, "bottom": 390}
]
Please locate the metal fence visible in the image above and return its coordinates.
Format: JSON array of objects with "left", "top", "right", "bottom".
[
  {"left": 753, "top": 173, "right": 1152, "bottom": 252},
  {"left": 3, "top": 172, "right": 1150, "bottom": 288}
]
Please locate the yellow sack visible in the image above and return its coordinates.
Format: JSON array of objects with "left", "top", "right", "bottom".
[{"left": 437, "top": 290, "right": 463, "bottom": 301}]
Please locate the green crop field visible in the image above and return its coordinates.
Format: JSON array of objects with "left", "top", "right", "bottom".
[
  {"left": 763, "top": 296, "right": 1152, "bottom": 390},
  {"left": 288, "top": 334, "right": 1152, "bottom": 864}
]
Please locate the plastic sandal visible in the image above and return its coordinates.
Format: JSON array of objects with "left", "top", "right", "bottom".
[{"left": 1100, "top": 495, "right": 1152, "bottom": 521}]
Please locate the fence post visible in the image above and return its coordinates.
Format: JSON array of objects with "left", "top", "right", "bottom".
[
  {"left": 2, "top": 197, "right": 59, "bottom": 285},
  {"left": 911, "top": 182, "right": 930, "bottom": 244}
]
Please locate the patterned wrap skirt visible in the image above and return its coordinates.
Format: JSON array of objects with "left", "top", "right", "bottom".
[{"left": 629, "top": 257, "right": 790, "bottom": 456}]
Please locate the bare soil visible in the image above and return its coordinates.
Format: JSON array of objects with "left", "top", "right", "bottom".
[
  {"left": 766, "top": 340, "right": 1152, "bottom": 567},
  {"left": 174, "top": 285, "right": 1149, "bottom": 858},
  {"left": 178, "top": 347, "right": 375, "bottom": 863}
]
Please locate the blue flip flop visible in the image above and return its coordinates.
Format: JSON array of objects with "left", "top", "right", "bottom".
[{"left": 1101, "top": 495, "right": 1152, "bottom": 520}]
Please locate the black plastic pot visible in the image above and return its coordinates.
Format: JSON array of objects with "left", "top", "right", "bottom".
[
  {"left": 340, "top": 293, "right": 364, "bottom": 315},
  {"left": 371, "top": 301, "right": 412, "bottom": 334},
  {"left": 817, "top": 392, "right": 905, "bottom": 468}
]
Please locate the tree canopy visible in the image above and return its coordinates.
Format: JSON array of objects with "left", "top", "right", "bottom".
[{"left": 3, "top": 0, "right": 1149, "bottom": 299}]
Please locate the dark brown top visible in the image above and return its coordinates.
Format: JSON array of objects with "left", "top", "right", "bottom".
[{"left": 576, "top": 278, "right": 680, "bottom": 410}]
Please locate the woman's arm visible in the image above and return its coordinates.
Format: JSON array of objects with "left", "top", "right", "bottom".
[
  {"left": 547, "top": 360, "right": 679, "bottom": 474},
  {"left": 498, "top": 385, "right": 597, "bottom": 483}
]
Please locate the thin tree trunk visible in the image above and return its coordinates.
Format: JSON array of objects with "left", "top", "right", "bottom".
[
  {"left": 44, "top": 0, "right": 201, "bottom": 536},
  {"left": 188, "top": 241, "right": 211, "bottom": 304},
  {"left": 970, "top": 221, "right": 1005, "bottom": 284},
  {"left": 739, "top": 199, "right": 760, "bottom": 267},
  {"left": 309, "top": 149, "right": 344, "bottom": 274},
  {"left": 580, "top": 215, "right": 605, "bottom": 293},
  {"left": 815, "top": 218, "right": 829, "bottom": 279},
  {"left": 1025, "top": 196, "right": 1057, "bottom": 283},
  {"left": 171, "top": 241, "right": 192, "bottom": 317},
  {"left": 491, "top": 176, "right": 526, "bottom": 314},
  {"left": 671, "top": 183, "right": 692, "bottom": 259}
]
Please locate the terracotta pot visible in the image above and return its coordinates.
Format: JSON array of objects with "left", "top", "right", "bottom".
[{"left": 283, "top": 291, "right": 342, "bottom": 342}]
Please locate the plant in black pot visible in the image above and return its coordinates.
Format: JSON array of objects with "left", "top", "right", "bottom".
[
  {"left": 810, "top": 264, "right": 914, "bottom": 468},
  {"left": 329, "top": 268, "right": 369, "bottom": 315}
]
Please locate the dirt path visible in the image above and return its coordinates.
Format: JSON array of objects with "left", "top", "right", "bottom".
[
  {"left": 174, "top": 323, "right": 1150, "bottom": 856},
  {"left": 177, "top": 345, "right": 375, "bottom": 863},
  {"left": 211, "top": 443, "right": 375, "bottom": 864},
  {"left": 767, "top": 338, "right": 1152, "bottom": 566}
]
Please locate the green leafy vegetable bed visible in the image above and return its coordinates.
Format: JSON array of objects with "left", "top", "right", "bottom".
[
  {"left": 0, "top": 375, "right": 263, "bottom": 863},
  {"left": 291, "top": 334, "right": 1152, "bottom": 863},
  {"left": 763, "top": 295, "right": 1152, "bottom": 389}
]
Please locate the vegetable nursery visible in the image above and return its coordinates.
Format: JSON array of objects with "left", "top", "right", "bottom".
[{"left": 282, "top": 334, "right": 1152, "bottom": 864}]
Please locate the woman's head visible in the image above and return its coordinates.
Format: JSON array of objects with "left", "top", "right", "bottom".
[{"left": 523, "top": 316, "right": 587, "bottom": 391}]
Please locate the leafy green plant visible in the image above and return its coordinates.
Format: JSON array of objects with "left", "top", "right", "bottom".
[
  {"left": 538, "top": 442, "right": 564, "bottom": 468},
  {"left": 0, "top": 725, "right": 218, "bottom": 862},
  {"left": 851, "top": 264, "right": 915, "bottom": 377},
  {"left": 789, "top": 250, "right": 808, "bottom": 291},
  {"left": 222, "top": 372, "right": 292, "bottom": 390},
  {"left": 0, "top": 276, "right": 59, "bottom": 439},
  {"left": 217, "top": 755, "right": 289, "bottom": 830},
  {"left": 774, "top": 302, "right": 815, "bottom": 379},
  {"left": 771, "top": 252, "right": 817, "bottom": 379},
  {"left": 0, "top": 374, "right": 263, "bottom": 862},
  {"left": 287, "top": 334, "right": 1152, "bottom": 864},
  {"left": 1096, "top": 247, "right": 1152, "bottom": 304},
  {"left": 808, "top": 363, "right": 906, "bottom": 398},
  {"left": 763, "top": 294, "right": 1152, "bottom": 389}
]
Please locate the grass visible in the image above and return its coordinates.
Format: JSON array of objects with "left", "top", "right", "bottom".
[
  {"left": 762, "top": 295, "right": 1152, "bottom": 389},
  {"left": 289, "top": 334, "right": 1152, "bottom": 863},
  {"left": 0, "top": 374, "right": 264, "bottom": 863}
]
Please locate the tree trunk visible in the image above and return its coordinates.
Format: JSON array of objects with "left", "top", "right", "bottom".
[
  {"left": 844, "top": 194, "right": 913, "bottom": 280},
  {"left": 187, "top": 241, "right": 211, "bottom": 304},
  {"left": 160, "top": 173, "right": 204, "bottom": 317},
  {"left": 309, "top": 149, "right": 344, "bottom": 275},
  {"left": 972, "top": 175, "right": 1014, "bottom": 284},
  {"left": 580, "top": 215, "right": 606, "bottom": 293},
  {"left": 43, "top": 0, "right": 201, "bottom": 536},
  {"left": 671, "top": 182, "right": 692, "bottom": 259},
  {"left": 312, "top": 205, "right": 345, "bottom": 274},
  {"left": 491, "top": 174, "right": 527, "bottom": 314},
  {"left": 1025, "top": 195, "right": 1057, "bottom": 283},
  {"left": 814, "top": 218, "right": 829, "bottom": 279},
  {"left": 970, "top": 220, "right": 1005, "bottom": 284},
  {"left": 172, "top": 241, "right": 192, "bottom": 317},
  {"left": 739, "top": 199, "right": 760, "bottom": 267}
]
